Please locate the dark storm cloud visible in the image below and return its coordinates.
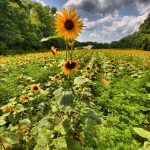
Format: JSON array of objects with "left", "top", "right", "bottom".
[{"left": 65, "top": 0, "right": 149, "bottom": 15}]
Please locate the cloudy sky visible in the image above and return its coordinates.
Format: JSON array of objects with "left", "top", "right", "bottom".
[{"left": 33, "top": 0, "right": 150, "bottom": 43}]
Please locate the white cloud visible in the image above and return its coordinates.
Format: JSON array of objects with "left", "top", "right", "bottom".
[
  {"left": 135, "top": 1, "right": 150, "bottom": 14},
  {"left": 83, "top": 13, "right": 118, "bottom": 31},
  {"left": 34, "top": 0, "right": 46, "bottom": 6},
  {"left": 89, "top": 13, "right": 149, "bottom": 43}
]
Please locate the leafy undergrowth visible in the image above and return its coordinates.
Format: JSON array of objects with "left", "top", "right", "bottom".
[{"left": 0, "top": 50, "right": 150, "bottom": 150}]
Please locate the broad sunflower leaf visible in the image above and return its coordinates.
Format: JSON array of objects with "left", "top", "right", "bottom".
[
  {"left": 5, "top": 132, "right": 19, "bottom": 144},
  {"left": 54, "top": 123, "right": 66, "bottom": 135},
  {"left": 40, "top": 35, "right": 62, "bottom": 42},
  {"left": 19, "top": 118, "right": 31, "bottom": 127},
  {"left": 34, "top": 128, "right": 52, "bottom": 150},
  {"left": 53, "top": 137, "right": 68, "bottom": 150},
  {"left": 0, "top": 114, "right": 10, "bottom": 126},
  {"left": 74, "top": 76, "right": 91, "bottom": 86},
  {"left": 143, "top": 141, "right": 150, "bottom": 150},
  {"left": 133, "top": 127, "right": 150, "bottom": 141}
]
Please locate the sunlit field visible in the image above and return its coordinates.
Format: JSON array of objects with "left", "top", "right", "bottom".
[{"left": 0, "top": 49, "right": 150, "bottom": 149}]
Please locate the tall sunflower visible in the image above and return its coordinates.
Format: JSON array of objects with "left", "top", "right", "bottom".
[
  {"left": 55, "top": 8, "right": 83, "bottom": 40},
  {"left": 62, "top": 60, "right": 79, "bottom": 76}
]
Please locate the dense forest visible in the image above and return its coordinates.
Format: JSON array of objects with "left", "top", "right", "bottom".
[
  {"left": 0, "top": 0, "right": 150, "bottom": 55},
  {"left": 0, "top": 0, "right": 65, "bottom": 55}
]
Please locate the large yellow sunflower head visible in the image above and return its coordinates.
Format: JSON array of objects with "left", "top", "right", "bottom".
[
  {"left": 62, "top": 60, "right": 79, "bottom": 76},
  {"left": 30, "top": 84, "right": 41, "bottom": 93},
  {"left": 55, "top": 8, "right": 83, "bottom": 40}
]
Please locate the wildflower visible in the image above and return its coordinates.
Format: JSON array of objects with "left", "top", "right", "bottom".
[
  {"left": 85, "top": 74, "right": 91, "bottom": 79},
  {"left": 54, "top": 74, "right": 61, "bottom": 82},
  {"left": 101, "top": 77, "right": 110, "bottom": 86},
  {"left": 112, "top": 69, "right": 118, "bottom": 75},
  {"left": 55, "top": 8, "right": 83, "bottom": 40},
  {"left": 19, "top": 95, "right": 29, "bottom": 102},
  {"left": 51, "top": 46, "right": 57, "bottom": 56},
  {"left": 1, "top": 107, "right": 16, "bottom": 113},
  {"left": 85, "top": 66, "right": 91, "bottom": 71},
  {"left": 30, "top": 84, "right": 41, "bottom": 93},
  {"left": 3, "top": 143, "right": 11, "bottom": 149},
  {"left": 108, "top": 59, "right": 115, "bottom": 65},
  {"left": 62, "top": 60, "right": 79, "bottom": 76},
  {"left": 20, "top": 124, "right": 30, "bottom": 135}
]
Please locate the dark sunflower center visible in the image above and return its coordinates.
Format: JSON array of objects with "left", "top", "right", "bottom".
[
  {"left": 55, "top": 75, "right": 59, "bottom": 79},
  {"left": 24, "top": 96, "right": 28, "bottom": 99},
  {"left": 65, "top": 61, "right": 76, "bottom": 69},
  {"left": 64, "top": 19, "right": 74, "bottom": 30},
  {"left": 33, "top": 86, "right": 38, "bottom": 90}
]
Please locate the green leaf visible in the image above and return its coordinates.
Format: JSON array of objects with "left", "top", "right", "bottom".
[
  {"left": 0, "top": 114, "right": 10, "bottom": 126},
  {"left": 146, "top": 83, "right": 150, "bottom": 88},
  {"left": 143, "top": 141, "right": 150, "bottom": 150},
  {"left": 133, "top": 128, "right": 150, "bottom": 141},
  {"left": 74, "top": 76, "right": 91, "bottom": 86},
  {"left": 54, "top": 123, "right": 66, "bottom": 135},
  {"left": 66, "top": 138, "right": 83, "bottom": 150},
  {"left": 5, "top": 132, "right": 19, "bottom": 144},
  {"left": 40, "top": 35, "right": 62, "bottom": 42},
  {"left": 19, "top": 119, "right": 31, "bottom": 127},
  {"left": 8, "top": 113, "right": 15, "bottom": 124},
  {"left": 53, "top": 137, "right": 68, "bottom": 150}
]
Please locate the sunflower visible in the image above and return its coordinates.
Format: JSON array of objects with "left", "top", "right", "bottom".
[
  {"left": 1, "top": 107, "right": 16, "bottom": 113},
  {"left": 85, "top": 74, "right": 91, "bottom": 79},
  {"left": 54, "top": 74, "right": 61, "bottom": 82},
  {"left": 30, "top": 84, "right": 41, "bottom": 93},
  {"left": 19, "top": 95, "right": 29, "bottom": 102},
  {"left": 85, "top": 66, "right": 91, "bottom": 71},
  {"left": 55, "top": 8, "right": 83, "bottom": 40},
  {"left": 62, "top": 60, "right": 79, "bottom": 76},
  {"left": 68, "top": 40, "right": 75, "bottom": 46},
  {"left": 51, "top": 46, "right": 57, "bottom": 56}
]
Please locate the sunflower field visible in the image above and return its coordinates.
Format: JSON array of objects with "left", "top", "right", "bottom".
[
  {"left": 0, "top": 49, "right": 150, "bottom": 150},
  {"left": 0, "top": 7, "right": 150, "bottom": 150}
]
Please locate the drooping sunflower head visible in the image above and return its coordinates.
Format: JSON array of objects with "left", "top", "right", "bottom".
[
  {"left": 62, "top": 60, "right": 79, "bottom": 76},
  {"left": 30, "top": 84, "right": 41, "bottom": 93},
  {"left": 51, "top": 46, "right": 57, "bottom": 56},
  {"left": 55, "top": 8, "right": 83, "bottom": 40}
]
